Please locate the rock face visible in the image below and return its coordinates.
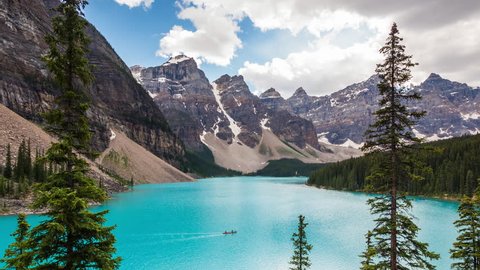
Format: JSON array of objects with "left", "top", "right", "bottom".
[
  {"left": 213, "top": 74, "right": 264, "bottom": 148},
  {"left": 413, "top": 73, "right": 480, "bottom": 139},
  {"left": 287, "top": 74, "right": 480, "bottom": 146},
  {"left": 132, "top": 60, "right": 322, "bottom": 152},
  {"left": 214, "top": 74, "right": 322, "bottom": 150},
  {"left": 259, "top": 88, "right": 290, "bottom": 112},
  {"left": 132, "top": 56, "right": 233, "bottom": 151},
  {"left": 0, "top": 0, "right": 185, "bottom": 166},
  {"left": 131, "top": 59, "right": 334, "bottom": 172}
]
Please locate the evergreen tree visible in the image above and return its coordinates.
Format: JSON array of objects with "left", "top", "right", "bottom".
[
  {"left": 289, "top": 215, "right": 313, "bottom": 270},
  {"left": 466, "top": 170, "right": 476, "bottom": 196},
  {"left": 450, "top": 196, "right": 480, "bottom": 269},
  {"left": 4, "top": 144, "right": 13, "bottom": 179},
  {"left": 0, "top": 176, "right": 5, "bottom": 197},
  {"left": 360, "top": 22, "right": 438, "bottom": 270},
  {"left": 1, "top": 214, "right": 33, "bottom": 269},
  {"left": 13, "top": 0, "right": 121, "bottom": 268},
  {"left": 13, "top": 140, "right": 26, "bottom": 181},
  {"left": 25, "top": 139, "right": 32, "bottom": 182},
  {"left": 360, "top": 231, "right": 376, "bottom": 270}
]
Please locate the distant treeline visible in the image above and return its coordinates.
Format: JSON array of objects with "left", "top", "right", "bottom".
[
  {"left": 0, "top": 139, "right": 49, "bottom": 198},
  {"left": 185, "top": 147, "right": 241, "bottom": 177},
  {"left": 252, "top": 159, "right": 325, "bottom": 177},
  {"left": 308, "top": 134, "right": 480, "bottom": 196}
]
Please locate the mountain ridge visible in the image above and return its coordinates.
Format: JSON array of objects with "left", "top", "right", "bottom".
[
  {"left": 281, "top": 73, "right": 479, "bottom": 147},
  {"left": 0, "top": 0, "right": 186, "bottom": 167},
  {"left": 131, "top": 57, "right": 358, "bottom": 173}
]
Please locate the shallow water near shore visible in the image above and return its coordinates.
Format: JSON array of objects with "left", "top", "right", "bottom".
[{"left": 0, "top": 177, "right": 458, "bottom": 269}]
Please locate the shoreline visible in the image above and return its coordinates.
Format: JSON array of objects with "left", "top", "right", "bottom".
[
  {"left": 306, "top": 183, "right": 462, "bottom": 203},
  {"left": 0, "top": 188, "right": 131, "bottom": 217}
]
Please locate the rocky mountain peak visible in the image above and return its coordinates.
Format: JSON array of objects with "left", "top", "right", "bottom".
[
  {"left": 164, "top": 55, "right": 195, "bottom": 66},
  {"left": 365, "top": 74, "right": 381, "bottom": 83},
  {"left": 426, "top": 72, "right": 443, "bottom": 81},
  {"left": 292, "top": 87, "right": 308, "bottom": 97},
  {"left": 214, "top": 74, "right": 249, "bottom": 95},
  {"left": 420, "top": 73, "right": 473, "bottom": 96},
  {"left": 260, "top": 88, "right": 282, "bottom": 99},
  {"left": 131, "top": 56, "right": 235, "bottom": 151}
]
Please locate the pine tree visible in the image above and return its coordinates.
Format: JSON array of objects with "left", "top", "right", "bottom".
[
  {"left": 15, "top": 0, "right": 121, "bottom": 268},
  {"left": 0, "top": 176, "right": 5, "bottom": 197},
  {"left": 466, "top": 170, "right": 476, "bottom": 196},
  {"left": 289, "top": 215, "right": 313, "bottom": 270},
  {"left": 32, "top": 148, "right": 48, "bottom": 183},
  {"left": 450, "top": 196, "right": 480, "bottom": 269},
  {"left": 13, "top": 140, "right": 26, "bottom": 181},
  {"left": 360, "top": 22, "right": 439, "bottom": 270},
  {"left": 1, "top": 214, "right": 33, "bottom": 269},
  {"left": 25, "top": 139, "right": 32, "bottom": 182},
  {"left": 3, "top": 144, "right": 13, "bottom": 179},
  {"left": 360, "top": 231, "right": 376, "bottom": 270}
]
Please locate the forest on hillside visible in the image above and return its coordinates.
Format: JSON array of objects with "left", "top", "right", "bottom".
[{"left": 308, "top": 134, "right": 480, "bottom": 197}]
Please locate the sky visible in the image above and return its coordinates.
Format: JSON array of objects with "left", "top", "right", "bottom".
[{"left": 84, "top": 0, "right": 480, "bottom": 97}]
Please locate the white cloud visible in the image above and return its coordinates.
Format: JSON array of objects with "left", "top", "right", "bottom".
[
  {"left": 404, "top": 18, "right": 480, "bottom": 87},
  {"left": 156, "top": 3, "right": 242, "bottom": 66},
  {"left": 114, "top": 0, "right": 154, "bottom": 9},
  {"left": 240, "top": 37, "right": 383, "bottom": 97},
  {"left": 160, "top": 0, "right": 480, "bottom": 94}
]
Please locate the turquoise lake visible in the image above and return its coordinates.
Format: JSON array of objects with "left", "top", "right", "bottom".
[{"left": 0, "top": 177, "right": 459, "bottom": 269}]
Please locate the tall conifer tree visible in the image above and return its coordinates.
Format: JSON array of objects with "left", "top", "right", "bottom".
[
  {"left": 1, "top": 214, "right": 33, "bottom": 269},
  {"left": 450, "top": 196, "right": 480, "bottom": 269},
  {"left": 6, "top": 0, "right": 122, "bottom": 268},
  {"left": 3, "top": 144, "right": 13, "bottom": 179},
  {"left": 360, "top": 22, "right": 438, "bottom": 269},
  {"left": 289, "top": 215, "right": 313, "bottom": 270},
  {"left": 360, "top": 231, "right": 375, "bottom": 270},
  {"left": 14, "top": 140, "right": 26, "bottom": 181}
]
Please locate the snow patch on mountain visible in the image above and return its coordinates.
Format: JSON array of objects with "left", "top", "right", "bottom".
[
  {"left": 148, "top": 91, "right": 158, "bottom": 98},
  {"left": 109, "top": 129, "right": 116, "bottom": 141},
  {"left": 130, "top": 65, "right": 143, "bottom": 84},
  {"left": 165, "top": 55, "right": 192, "bottom": 65},
  {"left": 260, "top": 118, "right": 270, "bottom": 131},
  {"left": 339, "top": 139, "right": 364, "bottom": 149},
  {"left": 461, "top": 112, "right": 480, "bottom": 120},
  {"left": 212, "top": 83, "right": 242, "bottom": 138}
]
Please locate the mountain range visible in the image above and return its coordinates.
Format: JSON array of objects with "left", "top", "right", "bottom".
[
  {"left": 1, "top": 0, "right": 479, "bottom": 177},
  {"left": 131, "top": 57, "right": 358, "bottom": 173},
  {"left": 287, "top": 73, "right": 480, "bottom": 147},
  {"left": 130, "top": 56, "right": 480, "bottom": 172}
]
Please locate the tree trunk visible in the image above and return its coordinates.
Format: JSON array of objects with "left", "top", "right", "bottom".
[{"left": 389, "top": 34, "right": 398, "bottom": 270}]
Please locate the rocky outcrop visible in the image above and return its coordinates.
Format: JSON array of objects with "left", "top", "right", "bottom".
[
  {"left": 412, "top": 73, "right": 480, "bottom": 138},
  {"left": 287, "top": 87, "right": 318, "bottom": 115},
  {"left": 132, "top": 60, "right": 332, "bottom": 171},
  {"left": 0, "top": 0, "right": 185, "bottom": 166},
  {"left": 132, "top": 56, "right": 233, "bottom": 151},
  {"left": 133, "top": 60, "right": 323, "bottom": 152},
  {"left": 213, "top": 74, "right": 264, "bottom": 147},
  {"left": 259, "top": 88, "right": 291, "bottom": 112},
  {"left": 213, "top": 75, "right": 322, "bottom": 150}
]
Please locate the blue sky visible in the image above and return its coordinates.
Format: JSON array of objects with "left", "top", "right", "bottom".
[
  {"left": 84, "top": 0, "right": 480, "bottom": 96},
  {"left": 84, "top": 0, "right": 314, "bottom": 90}
]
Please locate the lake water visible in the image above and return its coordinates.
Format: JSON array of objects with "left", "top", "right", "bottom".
[{"left": 0, "top": 177, "right": 459, "bottom": 269}]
